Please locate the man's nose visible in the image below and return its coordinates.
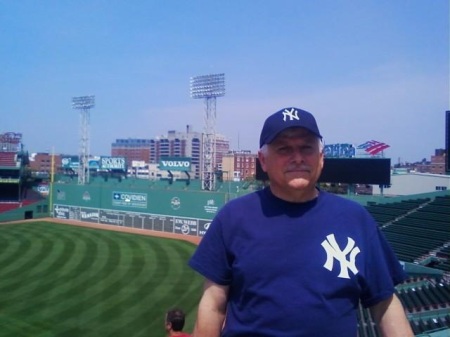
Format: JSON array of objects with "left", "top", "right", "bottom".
[{"left": 290, "top": 149, "right": 305, "bottom": 162}]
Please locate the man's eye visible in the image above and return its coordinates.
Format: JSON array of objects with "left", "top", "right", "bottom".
[
  {"left": 296, "top": 146, "right": 309, "bottom": 153},
  {"left": 277, "top": 147, "right": 292, "bottom": 155}
]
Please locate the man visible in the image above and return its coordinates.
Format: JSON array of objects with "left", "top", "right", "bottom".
[
  {"left": 189, "top": 107, "right": 414, "bottom": 336},
  {"left": 165, "top": 308, "right": 191, "bottom": 337}
]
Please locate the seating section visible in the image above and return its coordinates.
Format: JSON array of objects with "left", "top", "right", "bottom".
[
  {"left": 397, "top": 283, "right": 450, "bottom": 313},
  {"left": 0, "top": 199, "right": 36, "bottom": 214},
  {"left": 436, "top": 247, "right": 450, "bottom": 271},
  {"left": 357, "top": 279, "right": 450, "bottom": 336},
  {"left": 364, "top": 196, "right": 450, "bottom": 266},
  {"left": 410, "top": 316, "right": 450, "bottom": 336},
  {"left": 0, "top": 202, "right": 21, "bottom": 213},
  {"left": 0, "top": 152, "right": 17, "bottom": 167},
  {"left": 364, "top": 198, "right": 430, "bottom": 226},
  {"left": 358, "top": 195, "right": 450, "bottom": 335}
]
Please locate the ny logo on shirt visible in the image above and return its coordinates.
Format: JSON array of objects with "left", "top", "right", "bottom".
[{"left": 321, "top": 234, "right": 360, "bottom": 279}]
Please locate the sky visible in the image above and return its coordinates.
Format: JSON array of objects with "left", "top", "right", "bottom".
[{"left": 1, "top": 0, "right": 449, "bottom": 164}]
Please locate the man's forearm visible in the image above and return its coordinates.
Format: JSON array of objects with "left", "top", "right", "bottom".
[
  {"left": 192, "top": 306, "right": 226, "bottom": 337},
  {"left": 192, "top": 280, "right": 228, "bottom": 337},
  {"left": 370, "top": 294, "right": 414, "bottom": 337}
]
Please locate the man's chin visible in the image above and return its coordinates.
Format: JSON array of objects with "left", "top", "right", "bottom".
[{"left": 287, "top": 178, "right": 310, "bottom": 189}]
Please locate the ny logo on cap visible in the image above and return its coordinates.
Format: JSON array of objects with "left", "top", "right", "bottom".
[{"left": 282, "top": 108, "right": 299, "bottom": 122}]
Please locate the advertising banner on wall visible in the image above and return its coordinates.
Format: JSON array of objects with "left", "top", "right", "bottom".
[
  {"left": 100, "top": 157, "right": 127, "bottom": 170},
  {"left": 324, "top": 144, "right": 355, "bottom": 158},
  {"left": 173, "top": 217, "right": 198, "bottom": 236},
  {"left": 159, "top": 157, "right": 191, "bottom": 171},
  {"left": 112, "top": 192, "right": 147, "bottom": 208},
  {"left": 61, "top": 156, "right": 79, "bottom": 170},
  {"left": 53, "top": 204, "right": 210, "bottom": 237}
]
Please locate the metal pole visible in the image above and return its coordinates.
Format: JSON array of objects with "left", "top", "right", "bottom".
[{"left": 190, "top": 74, "right": 225, "bottom": 191}]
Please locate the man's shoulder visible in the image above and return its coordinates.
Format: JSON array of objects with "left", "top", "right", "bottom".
[
  {"left": 320, "top": 190, "right": 368, "bottom": 212},
  {"left": 321, "top": 190, "right": 361, "bottom": 205},
  {"left": 224, "top": 189, "right": 264, "bottom": 207}
]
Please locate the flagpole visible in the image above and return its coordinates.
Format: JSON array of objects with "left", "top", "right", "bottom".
[{"left": 49, "top": 146, "right": 55, "bottom": 217}]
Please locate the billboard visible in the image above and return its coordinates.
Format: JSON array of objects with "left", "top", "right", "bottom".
[
  {"left": 53, "top": 204, "right": 208, "bottom": 237},
  {"left": 319, "top": 158, "right": 391, "bottom": 185},
  {"left": 61, "top": 156, "right": 79, "bottom": 170},
  {"left": 112, "top": 191, "right": 147, "bottom": 208},
  {"left": 324, "top": 143, "right": 355, "bottom": 158},
  {"left": 256, "top": 158, "right": 391, "bottom": 185},
  {"left": 100, "top": 157, "right": 126, "bottom": 170},
  {"left": 159, "top": 157, "right": 191, "bottom": 171}
]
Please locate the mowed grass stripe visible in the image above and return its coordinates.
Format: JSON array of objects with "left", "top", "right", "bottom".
[
  {"left": 114, "top": 240, "right": 202, "bottom": 336},
  {"left": 0, "top": 222, "right": 202, "bottom": 337},
  {"left": 1, "top": 222, "right": 176, "bottom": 334},
  {"left": 81, "top": 238, "right": 201, "bottom": 336},
  {"left": 9, "top": 228, "right": 104, "bottom": 321},
  {"left": 0, "top": 312, "right": 54, "bottom": 337},
  {"left": 51, "top": 230, "right": 149, "bottom": 334},
  {"left": 63, "top": 232, "right": 182, "bottom": 335},
  {"left": 17, "top": 227, "right": 124, "bottom": 322},
  {"left": 0, "top": 226, "right": 78, "bottom": 298},
  {"left": 0, "top": 224, "right": 96, "bottom": 304},
  {"left": 0, "top": 225, "right": 32, "bottom": 267},
  {"left": 0, "top": 225, "right": 54, "bottom": 279}
]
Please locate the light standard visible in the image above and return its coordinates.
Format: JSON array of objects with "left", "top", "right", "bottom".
[
  {"left": 72, "top": 95, "right": 95, "bottom": 185},
  {"left": 190, "top": 73, "right": 225, "bottom": 191}
]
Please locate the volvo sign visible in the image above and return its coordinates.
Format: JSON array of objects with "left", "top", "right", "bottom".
[{"left": 159, "top": 157, "right": 191, "bottom": 171}]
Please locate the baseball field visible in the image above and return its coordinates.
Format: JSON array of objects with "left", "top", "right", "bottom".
[{"left": 0, "top": 221, "right": 203, "bottom": 337}]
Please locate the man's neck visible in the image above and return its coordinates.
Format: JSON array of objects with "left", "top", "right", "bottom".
[{"left": 270, "top": 186, "right": 319, "bottom": 203}]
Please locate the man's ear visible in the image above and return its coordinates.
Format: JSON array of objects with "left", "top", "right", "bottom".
[{"left": 258, "top": 150, "right": 267, "bottom": 172}]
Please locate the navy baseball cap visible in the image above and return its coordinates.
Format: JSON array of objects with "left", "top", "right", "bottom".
[{"left": 259, "top": 107, "right": 322, "bottom": 148}]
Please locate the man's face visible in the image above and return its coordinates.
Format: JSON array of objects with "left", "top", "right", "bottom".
[{"left": 258, "top": 127, "right": 324, "bottom": 202}]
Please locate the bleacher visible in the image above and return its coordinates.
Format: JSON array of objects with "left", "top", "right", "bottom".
[
  {"left": 0, "top": 199, "right": 36, "bottom": 213},
  {"left": 0, "top": 132, "right": 45, "bottom": 217},
  {"left": 0, "top": 151, "right": 17, "bottom": 167},
  {"left": 364, "top": 198, "right": 430, "bottom": 226},
  {"left": 366, "top": 196, "right": 450, "bottom": 267},
  {"left": 436, "top": 247, "right": 450, "bottom": 272},
  {"left": 360, "top": 194, "right": 450, "bottom": 336}
]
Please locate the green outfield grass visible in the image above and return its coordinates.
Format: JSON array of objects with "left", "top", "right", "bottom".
[{"left": 0, "top": 221, "right": 203, "bottom": 337}]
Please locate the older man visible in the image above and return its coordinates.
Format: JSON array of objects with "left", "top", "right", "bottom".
[{"left": 189, "top": 107, "right": 413, "bottom": 337}]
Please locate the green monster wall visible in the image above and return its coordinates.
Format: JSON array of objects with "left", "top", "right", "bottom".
[{"left": 50, "top": 177, "right": 247, "bottom": 238}]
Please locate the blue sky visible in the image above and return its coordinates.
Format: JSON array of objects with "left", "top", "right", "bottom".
[{"left": 1, "top": 0, "right": 448, "bottom": 163}]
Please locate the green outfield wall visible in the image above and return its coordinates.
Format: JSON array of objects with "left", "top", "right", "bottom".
[
  {"left": 50, "top": 178, "right": 247, "bottom": 238},
  {"left": 0, "top": 200, "right": 49, "bottom": 222}
]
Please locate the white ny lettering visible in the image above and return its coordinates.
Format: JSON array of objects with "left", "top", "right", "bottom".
[
  {"left": 321, "top": 234, "right": 360, "bottom": 279},
  {"left": 282, "top": 108, "right": 299, "bottom": 121}
]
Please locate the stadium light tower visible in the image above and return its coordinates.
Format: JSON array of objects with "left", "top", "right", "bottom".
[
  {"left": 190, "top": 73, "right": 225, "bottom": 191},
  {"left": 72, "top": 95, "right": 95, "bottom": 185}
]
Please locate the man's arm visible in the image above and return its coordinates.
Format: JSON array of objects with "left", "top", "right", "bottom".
[
  {"left": 192, "top": 279, "right": 229, "bottom": 337},
  {"left": 370, "top": 294, "right": 414, "bottom": 337}
]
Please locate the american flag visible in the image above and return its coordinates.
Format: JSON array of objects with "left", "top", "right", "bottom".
[{"left": 357, "top": 140, "right": 390, "bottom": 155}]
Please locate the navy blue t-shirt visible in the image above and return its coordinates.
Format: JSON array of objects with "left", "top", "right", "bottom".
[{"left": 189, "top": 188, "right": 406, "bottom": 337}]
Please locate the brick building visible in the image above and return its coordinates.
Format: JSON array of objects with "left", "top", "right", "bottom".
[
  {"left": 222, "top": 150, "right": 257, "bottom": 181},
  {"left": 111, "top": 125, "right": 229, "bottom": 179},
  {"left": 28, "top": 153, "right": 62, "bottom": 176}
]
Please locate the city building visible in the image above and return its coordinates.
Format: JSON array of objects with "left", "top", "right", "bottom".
[
  {"left": 414, "top": 149, "right": 446, "bottom": 175},
  {"left": 111, "top": 125, "right": 229, "bottom": 179},
  {"left": 222, "top": 150, "right": 257, "bottom": 181},
  {"left": 28, "top": 153, "right": 62, "bottom": 177},
  {"left": 111, "top": 139, "right": 152, "bottom": 164}
]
